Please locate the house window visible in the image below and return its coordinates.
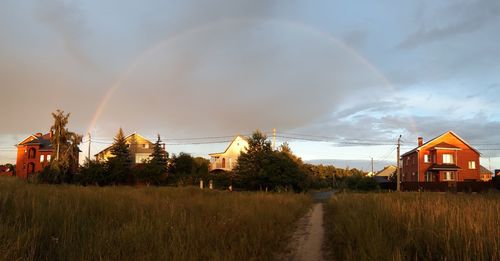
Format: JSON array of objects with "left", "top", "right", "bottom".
[
  {"left": 425, "top": 172, "right": 433, "bottom": 182},
  {"left": 444, "top": 171, "right": 455, "bottom": 181},
  {"left": 406, "top": 158, "right": 410, "bottom": 166},
  {"left": 28, "top": 148, "right": 36, "bottom": 159},
  {"left": 47, "top": 155, "right": 51, "bottom": 162},
  {"left": 443, "top": 154, "right": 454, "bottom": 164},
  {"left": 468, "top": 161, "right": 476, "bottom": 169},
  {"left": 40, "top": 155, "right": 45, "bottom": 162},
  {"left": 424, "top": 155, "right": 430, "bottom": 163}
]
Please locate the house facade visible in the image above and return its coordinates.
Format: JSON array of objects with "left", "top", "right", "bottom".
[
  {"left": 209, "top": 136, "right": 248, "bottom": 171},
  {"left": 15, "top": 133, "right": 54, "bottom": 179},
  {"left": 480, "top": 166, "right": 493, "bottom": 182},
  {"left": 95, "top": 133, "right": 157, "bottom": 164},
  {"left": 374, "top": 165, "right": 396, "bottom": 183},
  {"left": 401, "top": 131, "right": 480, "bottom": 182}
]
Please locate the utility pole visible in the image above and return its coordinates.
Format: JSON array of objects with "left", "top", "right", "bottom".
[
  {"left": 396, "top": 135, "right": 402, "bottom": 192},
  {"left": 272, "top": 128, "right": 276, "bottom": 150},
  {"left": 87, "top": 133, "right": 91, "bottom": 160},
  {"left": 371, "top": 157, "right": 374, "bottom": 176},
  {"left": 489, "top": 156, "right": 491, "bottom": 172}
]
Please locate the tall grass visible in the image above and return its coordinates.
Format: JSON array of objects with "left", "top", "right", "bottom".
[
  {"left": 0, "top": 177, "right": 311, "bottom": 260},
  {"left": 324, "top": 192, "right": 500, "bottom": 260}
]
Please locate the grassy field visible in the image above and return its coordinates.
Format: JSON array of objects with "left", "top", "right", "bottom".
[
  {"left": 324, "top": 192, "right": 500, "bottom": 261},
  {"left": 0, "top": 177, "right": 311, "bottom": 261}
]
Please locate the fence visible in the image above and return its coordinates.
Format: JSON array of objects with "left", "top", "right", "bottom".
[{"left": 379, "top": 181, "right": 499, "bottom": 192}]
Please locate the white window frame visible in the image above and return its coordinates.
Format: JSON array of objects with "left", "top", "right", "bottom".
[
  {"left": 468, "top": 161, "right": 476, "bottom": 169},
  {"left": 443, "top": 154, "right": 454, "bottom": 164},
  {"left": 424, "top": 155, "right": 430, "bottom": 163}
]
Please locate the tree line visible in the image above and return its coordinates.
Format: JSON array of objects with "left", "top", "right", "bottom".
[{"left": 37, "top": 110, "right": 380, "bottom": 191}]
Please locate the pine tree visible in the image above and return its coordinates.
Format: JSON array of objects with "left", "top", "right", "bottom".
[
  {"left": 150, "top": 134, "right": 168, "bottom": 172},
  {"left": 107, "top": 128, "right": 132, "bottom": 184},
  {"left": 136, "top": 134, "right": 168, "bottom": 185}
]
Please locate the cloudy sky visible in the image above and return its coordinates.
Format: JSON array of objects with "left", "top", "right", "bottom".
[{"left": 1, "top": 0, "right": 499, "bottom": 170}]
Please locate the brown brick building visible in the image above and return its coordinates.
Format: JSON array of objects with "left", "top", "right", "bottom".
[
  {"left": 15, "top": 133, "right": 54, "bottom": 179},
  {"left": 401, "top": 131, "right": 480, "bottom": 182}
]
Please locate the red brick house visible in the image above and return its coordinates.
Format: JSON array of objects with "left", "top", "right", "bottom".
[
  {"left": 15, "top": 133, "right": 54, "bottom": 179},
  {"left": 401, "top": 131, "right": 480, "bottom": 182}
]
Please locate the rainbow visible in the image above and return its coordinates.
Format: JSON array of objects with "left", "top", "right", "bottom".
[{"left": 86, "top": 17, "right": 417, "bottom": 136}]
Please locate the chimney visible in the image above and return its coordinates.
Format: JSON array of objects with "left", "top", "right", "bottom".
[
  {"left": 418, "top": 137, "right": 423, "bottom": 147},
  {"left": 35, "top": 133, "right": 42, "bottom": 137}
]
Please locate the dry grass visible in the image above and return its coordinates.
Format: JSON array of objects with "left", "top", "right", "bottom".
[
  {"left": 0, "top": 177, "right": 311, "bottom": 261},
  {"left": 324, "top": 192, "right": 500, "bottom": 261}
]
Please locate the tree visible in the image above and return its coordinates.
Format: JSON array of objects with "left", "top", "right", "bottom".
[
  {"left": 39, "top": 110, "right": 82, "bottom": 184},
  {"left": 107, "top": 128, "right": 133, "bottom": 184},
  {"left": 150, "top": 134, "right": 168, "bottom": 171},
  {"left": 234, "top": 130, "right": 309, "bottom": 192},
  {"left": 76, "top": 159, "right": 108, "bottom": 186},
  {"left": 136, "top": 134, "right": 168, "bottom": 185},
  {"left": 168, "top": 153, "right": 209, "bottom": 185}
]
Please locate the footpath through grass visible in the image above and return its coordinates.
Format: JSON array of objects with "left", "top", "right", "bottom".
[
  {"left": 324, "top": 192, "right": 500, "bottom": 261},
  {"left": 0, "top": 177, "right": 311, "bottom": 260}
]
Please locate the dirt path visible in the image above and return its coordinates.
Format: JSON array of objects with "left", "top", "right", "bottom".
[{"left": 282, "top": 203, "right": 325, "bottom": 261}]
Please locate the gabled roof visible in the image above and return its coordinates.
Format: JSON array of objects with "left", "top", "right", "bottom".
[
  {"left": 17, "top": 133, "right": 53, "bottom": 150},
  {"left": 375, "top": 165, "right": 397, "bottom": 177},
  {"left": 95, "top": 132, "right": 154, "bottom": 156},
  {"left": 480, "top": 165, "right": 493, "bottom": 175},
  {"left": 401, "top": 131, "right": 480, "bottom": 157},
  {"left": 209, "top": 135, "right": 248, "bottom": 156}
]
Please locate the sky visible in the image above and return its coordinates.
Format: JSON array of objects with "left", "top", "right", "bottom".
[{"left": 1, "top": 0, "right": 500, "bottom": 171}]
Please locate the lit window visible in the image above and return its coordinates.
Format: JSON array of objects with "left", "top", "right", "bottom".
[
  {"left": 425, "top": 172, "right": 433, "bottom": 182},
  {"left": 40, "top": 155, "right": 45, "bottom": 162},
  {"left": 444, "top": 171, "right": 455, "bottom": 181},
  {"left": 468, "top": 161, "right": 476, "bottom": 169},
  {"left": 47, "top": 155, "right": 51, "bottom": 161},
  {"left": 424, "top": 155, "right": 430, "bottom": 163},
  {"left": 443, "top": 154, "right": 453, "bottom": 164}
]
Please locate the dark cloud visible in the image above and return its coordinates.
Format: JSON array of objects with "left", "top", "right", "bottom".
[
  {"left": 399, "top": 0, "right": 500, "bottom": 49},
  {"left": 35, "top": 0, "right": 97, "bottom": 69}
]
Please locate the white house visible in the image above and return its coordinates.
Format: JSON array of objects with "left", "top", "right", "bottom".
[{"left": 209, "top": 136, "right": 248, "bottom": 171}]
